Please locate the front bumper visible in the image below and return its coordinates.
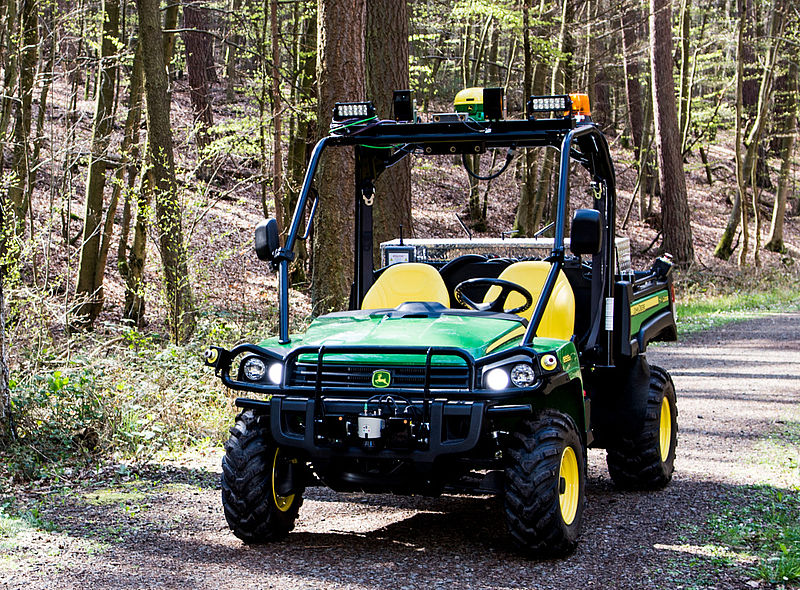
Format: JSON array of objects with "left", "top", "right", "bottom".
[
  {"left": 206, "top": 343, "right": 566, "bottom": 464},
  {"left": 234, "top": 396, "right": 514, "bottom": 463}
]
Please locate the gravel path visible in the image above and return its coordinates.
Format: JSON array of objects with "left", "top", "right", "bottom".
[{"left": 3, "top": 313, "right": 799, "bottom": 590}]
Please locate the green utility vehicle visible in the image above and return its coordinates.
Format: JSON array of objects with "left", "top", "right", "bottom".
[{"left": 205, "top": 89, "right": 679, "bottom": 556}]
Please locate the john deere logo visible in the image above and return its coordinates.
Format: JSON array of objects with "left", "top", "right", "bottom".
[{"left": 372, "top": 370, "right": 391, "bottom": 388}]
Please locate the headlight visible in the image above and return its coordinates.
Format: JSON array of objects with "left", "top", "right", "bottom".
[
  {"left": 510, "top": 363, "right": 536, "bottom": 387},
  {"left": 485, "top": 368, "right": 510, "bottom": 391},
  {"left": 243, "top": 357, "right": 267, "bottom": 381},
  {"left": 267, "top": 363, "right": 283, "bottom": 385}
]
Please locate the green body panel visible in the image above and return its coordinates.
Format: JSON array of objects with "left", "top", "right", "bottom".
[
  {"left": 258, "top": 313, "right": 573, "bottom": 365},
  {"left": 630, "top": 290, "right": 670, "bottom": 335}
]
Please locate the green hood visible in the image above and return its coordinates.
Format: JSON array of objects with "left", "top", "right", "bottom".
[{"left": 259, "top": 311, "right": 527, "bottom": 364}]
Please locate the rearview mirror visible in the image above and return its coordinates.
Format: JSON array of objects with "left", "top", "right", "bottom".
[
  {"left": 255, "top": 218, "right": 280, "bottom": 262},
  {"left": 570, "top": 209, "right": 603, "bottom": 256}
]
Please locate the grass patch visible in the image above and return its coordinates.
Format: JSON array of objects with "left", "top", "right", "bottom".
[
  {"left": 676, "top": 284, "right": 800, "bottom": 335},
  {"left": 0, "top": 501, "right": 58, "bottom": 549},
  {"left": 706, "top": 486, "right": 800, "bottom": 585},
  {"left": 83, "top": 487, "right": 149, "bottom": 507}
]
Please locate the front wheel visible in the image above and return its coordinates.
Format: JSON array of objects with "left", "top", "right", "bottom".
[
  {"left": 503, "top": 410, "right": 586, "bottom": 557},
  {"left": 606, "top": 365, "right": 678, "bottom": 489},
  {"left": 221, "top": 410, "right": 304, "bottom": 543}
]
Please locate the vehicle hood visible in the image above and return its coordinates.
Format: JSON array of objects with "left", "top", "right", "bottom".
[{"left": 259, "top": 311, "right": 526, "bottom": 364}]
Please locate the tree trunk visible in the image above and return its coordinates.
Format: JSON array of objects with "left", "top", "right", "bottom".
[
  {"left": 588, "top": 0, "right": 611, "bottom": 132},
  {"left": 620, "top": 0, "right": 644, "bottom": 149},
  {"left": 7, "top": 0, "right": 38, "bottom": 229},
  {"left": 649, "top": 0, "right": 694, "bottom": 266},
  {"left": 286, "top": 9, "right": 315, "bottom": 283},
  {"left": 676, "top": 0, "right": 691, "bottom": 150},
  {"left": 366, "top": 0, "right": 412, "bottom": 261},
  {"left": 136, "top": 0, "right": 196, "bottom": 342},
  {"left": 0, "top": 0, "right": 19, "bottom": 166},
  {"left": 224, "top": 0, "right": 242, "bottom": 101},
  {"left": 162, "top": 2, "right": 180, "bottom": 79},
  {"left": 73, "top": 0, "right": 120, "bottom": 327},
  {"left": 313, "top": 0, "right": 365, "bottom": 313},
  {"left": 514, "top": 1, "right": 538, "bottom": 237},
  {"left": 270, "top": 0, "right": 284, "bottom": 232},
  {"left": 765, "top": 61, "right": 797, "bottom": 252},
  {"left": 117, "top": 42, "right": 145, "bottom": 274},
  {"left": 117, "top": 29, "right": 172, "bottom": 327},
  {"left": 183, "top": 4, "right": 215, "bottom": 152},
  {"left": 124, "top": 168, "right": 150, "bottom": 325},
  {"left": 0, "top": 275, "right": 9, "bottom": 438}
]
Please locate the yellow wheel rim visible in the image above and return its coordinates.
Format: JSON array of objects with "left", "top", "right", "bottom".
[
  {"left": 558, "top": 446, "right": 580, "bottom": 526},
  {"left": 272, "top": 448, "right": 295, "bottom": 512},
  {"left": 659, "top": 396, "right": 671, "bottom": 462}
]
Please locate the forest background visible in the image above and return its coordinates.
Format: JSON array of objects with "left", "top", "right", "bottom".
[{"left": 0, "top": 0, "right": 798, "bottom": 478}]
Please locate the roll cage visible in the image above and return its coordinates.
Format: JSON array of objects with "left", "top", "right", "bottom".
[{"left": 271, "top": 114, "right": 618, "bottom": 365}]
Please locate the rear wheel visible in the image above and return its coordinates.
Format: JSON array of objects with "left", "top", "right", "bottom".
[
  {"left": 606, "top": 365, "right": 677, "bottom": 489},
  {"left": 221, "top": 410, "right": 304, "bottom": 543},
  {"left": 503, "top": 410, "right": 585, "bottom": 557}
]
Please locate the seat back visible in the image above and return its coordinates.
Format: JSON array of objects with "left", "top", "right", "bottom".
[
  {"left": 361, "top": 263, "right": 450, "bottom": 310},
  {"left": 484, "top": 261, "right": 575, "bottom": 340}
]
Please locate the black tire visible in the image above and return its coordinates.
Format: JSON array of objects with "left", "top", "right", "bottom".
[
  {"left": 221, "top": 410, "right": 304, "bottom": 543},
  {"left": 606, "top": 365, "right": 678, "bottom": 490},
  {"left": 503, "top": 410, "right": 586, "bottom": 557}
]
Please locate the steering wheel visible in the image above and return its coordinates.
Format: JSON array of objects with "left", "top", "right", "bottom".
[{"left": 454, "top": 278, "right": 533, "bottom": 314}]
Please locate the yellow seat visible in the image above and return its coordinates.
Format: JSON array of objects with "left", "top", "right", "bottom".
[
  {"left": 361, "top": 263, "right": 450, "bottom": 310},
  {"left": 484, "top": 261, "right": 575, "bottom": 340}
]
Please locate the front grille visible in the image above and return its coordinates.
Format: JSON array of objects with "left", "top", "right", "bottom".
[{"left": 288, "top": 362, "right": 470, "bottom": 390}]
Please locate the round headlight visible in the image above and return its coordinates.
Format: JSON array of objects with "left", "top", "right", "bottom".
[
  {"left": 267, "top": 363, "right": 283, "bottom": 385},
  {"left": 510, "top": 363, "right": 536, "bottom": 387},
  {"left": 485, "top": 368, "right": 510, "bottom": 391},
  {"left": 243, "top": 357, "right": 267, "bottom": 381}
]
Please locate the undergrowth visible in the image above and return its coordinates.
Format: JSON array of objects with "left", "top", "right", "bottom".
[{"left": 2, "top": 312, "right": 275, "bottom": 480}]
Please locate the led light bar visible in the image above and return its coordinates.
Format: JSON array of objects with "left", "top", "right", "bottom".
[
  {"left": 527, "top": 94, "right": 573, "bottom": 115},
  {"left": 332, "top": 101, "right": 376, "bottom": 122}
]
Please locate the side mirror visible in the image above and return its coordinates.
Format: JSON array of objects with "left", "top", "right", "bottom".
[
  {"left": 255, "top": 218, "right": 280, "bottom": 262},
  {"left": 570, "top": 209, "right": 603, "bottom": 256}
]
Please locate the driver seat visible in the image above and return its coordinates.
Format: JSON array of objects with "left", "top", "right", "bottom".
[
  {"left": 361, "top": 263, "right": 450, "bottom": 310},
  {"left": 484, "top": 261, "right": 575, "bottom": 340}
]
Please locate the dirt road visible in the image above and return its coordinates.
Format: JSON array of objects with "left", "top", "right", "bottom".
[{"left": 3, "top": 314, "right": 799, "bottom": 589}]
